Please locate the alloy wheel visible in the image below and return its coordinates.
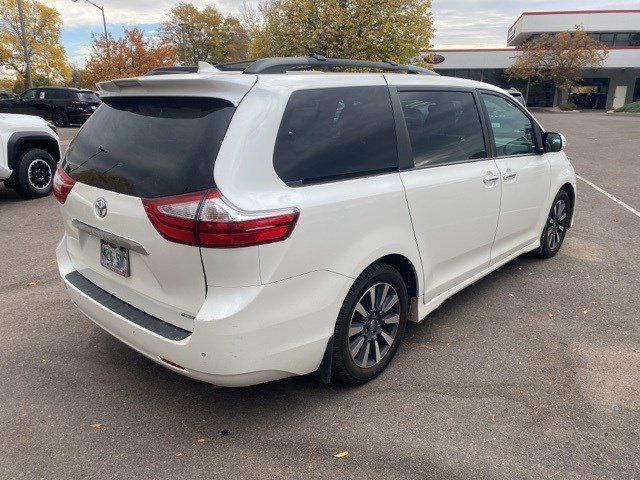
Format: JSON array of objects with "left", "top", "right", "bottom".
[
  {"left": 27, "top": 159, "right": 52, "bottom": 189},
  {"left": 348, "top": 282, "right": 400, "bottom": 368},
  {"left": 547, "top": 199, "right": 567, "bottom": 250}
]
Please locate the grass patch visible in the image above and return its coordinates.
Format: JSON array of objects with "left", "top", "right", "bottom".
[{"left": 614, "top": 101, "right": 640, "bottom": 113}]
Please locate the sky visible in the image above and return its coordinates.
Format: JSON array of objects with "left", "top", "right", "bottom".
[{"left": 48, "top": 0, "right": 640, "bottom": 68}]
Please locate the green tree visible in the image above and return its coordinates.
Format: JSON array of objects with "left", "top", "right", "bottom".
[
  {"left": 0, "top": 0, "right": 70, "bottom": 89},
  {"left": 507, "top": 28, "right": 608, "bottom": 106},
  {"left": 246, "top": 0, "right": 433, "bottom": 64},
  {"left": 159, "top": 3, "right": 249, "bottom": 65}
]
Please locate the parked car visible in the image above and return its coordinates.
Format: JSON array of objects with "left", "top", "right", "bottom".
[
  {"left": 0, "top": 86, "right": 101, "bottom": 127},
  {"left": 1, "top": 113, "right": 60, "bottom": 198},
  {"left": 507, "top": 87, "right": 526, "bottom": 106},
  {"left": 54, "top": 57, "right": 576, "bottom": 387}
]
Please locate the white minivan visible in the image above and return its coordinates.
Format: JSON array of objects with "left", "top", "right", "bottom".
[{"left": 54, "top": 57, "right": 576, "bottom": 387}]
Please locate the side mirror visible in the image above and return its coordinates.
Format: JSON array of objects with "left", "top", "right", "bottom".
[{"left": 543, "top": 132, "right": 564, "bottom": 153}]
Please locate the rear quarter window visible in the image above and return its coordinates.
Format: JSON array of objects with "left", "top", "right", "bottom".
[{"left": 274, "top": 86, "right": 398, "bottom": 185}]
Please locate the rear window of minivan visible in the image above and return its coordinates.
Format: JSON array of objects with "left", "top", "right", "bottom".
[
  {"left": 62, "top": 96, "right": 235, "bottom": 198},
  {"left": 274, "top": 86, "right": 398, "bottom": 185}
]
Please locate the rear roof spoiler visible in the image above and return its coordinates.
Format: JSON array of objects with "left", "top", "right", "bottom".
[
  {"left": 96, "top": 68, "right": 256, "bottom": 107},
  {"left": 144, "top": 62, "right": 221, "bottom": 76}
]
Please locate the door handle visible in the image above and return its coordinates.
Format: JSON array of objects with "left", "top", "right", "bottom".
[
  {"left": 502, "top": 171, "right": 517, "bottom": 181},
  {"left": 483, "top": 174, "right": 500, "bottom": 185}
]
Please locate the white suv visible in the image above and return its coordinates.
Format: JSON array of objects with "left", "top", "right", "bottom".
[
  {"left": 1, "top": 113, "right": 60, "bottom": 198},
  {"left": 55, "top": 57, "right": 576, "bottom": 387}
]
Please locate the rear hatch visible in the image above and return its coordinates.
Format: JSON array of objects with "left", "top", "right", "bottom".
[
  {"left": 74, "top": 91, "right": 101, "bottom": 112},
  {"left": 58, "top": 92, "right": 241, "bottom": 329}
]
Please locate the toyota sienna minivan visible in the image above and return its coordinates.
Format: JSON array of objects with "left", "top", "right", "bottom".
[{"left": 54, "top": 57, "right": 576, "bottom": 387}]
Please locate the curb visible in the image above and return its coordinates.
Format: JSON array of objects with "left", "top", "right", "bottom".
[{"left": 606, "top": 111, "right": 640, "bottom": 117}]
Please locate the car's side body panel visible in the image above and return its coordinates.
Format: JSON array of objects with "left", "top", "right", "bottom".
[
  {"left": 213, "top": 74, "right": 424, "bottom": 290},
  {"left": 0, "top": 113, "right": 59, "bottom": 180}
]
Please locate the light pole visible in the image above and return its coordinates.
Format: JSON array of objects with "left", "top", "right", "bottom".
[{"left": 72, "top": 0, "right": 109, "bottom": 56}]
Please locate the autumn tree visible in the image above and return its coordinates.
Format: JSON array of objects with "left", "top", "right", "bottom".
[
  {"left": 159, "top": 3, "right": 249, "bottom": 65},
  {"left": 0, "top": 0, "right": 70, "bottom": 89},
  {"left": 245, "top": 0, "right": 433, "bottom": 64},
  {"left": 84, "top": 28, "right": 176, "bottom": 87},
  {"left": 507, "top": 28, "right": 608, "bottom": 105}
]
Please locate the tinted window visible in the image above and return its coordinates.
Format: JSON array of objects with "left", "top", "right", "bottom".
[
  {"left": 62, "top": 97, "right": 235, "bottom": 198},
  {"left": 78, "top": 91, "right": 100, "bottom": 102},
  {"left": 399, "top": 91, "right": 486, "bottom": 168},
  {"left": 614, "top": 33, "right": 630, "bottom": 46},
  {"left": 274, "top": 86, "right": 397, "bottom": 184},
  {"left": 599, "top": 33, "right": 615, "bottom": 46},
  {"left": 46, "top": 89, "right": 65, "bottom": 100},
  {"left": 481, "top": 93, "right": 537, "bottom": 156},
  {"left": 21, "top": 90, "right": 36, "bottom": 99}
]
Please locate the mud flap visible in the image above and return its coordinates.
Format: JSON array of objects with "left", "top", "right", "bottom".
[{"left": 313, "top": 336, "right": 334, "bottom": 384}]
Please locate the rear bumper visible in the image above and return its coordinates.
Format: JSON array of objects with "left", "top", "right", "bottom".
[
  {"left": 68, "top": 111, "right": 94, "bottom": 123},
  {"left": 56, "top": 235, "right": 351, "bottom": 387}
]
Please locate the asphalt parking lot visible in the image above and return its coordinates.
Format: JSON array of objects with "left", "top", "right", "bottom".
[{"left": 1, "top": 111, "right": 639, "bottom": 479}]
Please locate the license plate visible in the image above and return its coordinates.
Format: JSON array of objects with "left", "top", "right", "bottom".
[{"left": 100, "top": 240, "right": 129, "bottom": 277}]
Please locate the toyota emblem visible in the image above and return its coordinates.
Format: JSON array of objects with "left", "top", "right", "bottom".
[{"left": 94, "top": 198, "right": 108, "bottom": 218}]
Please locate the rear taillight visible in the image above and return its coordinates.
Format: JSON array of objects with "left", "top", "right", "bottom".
[
  {"left": 53, "top": 165, "right": 76, "bottom": 203},
  {"left": 142, "top": 189, "right": 299, "bottom": 248}
]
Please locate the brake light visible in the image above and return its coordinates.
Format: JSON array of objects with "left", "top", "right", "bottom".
[
  {"left": 142, "top": 189, "right": 299, "bottom": 248},
  {"left": 53, "top": 165, "right": 76, "bottom": 203}
]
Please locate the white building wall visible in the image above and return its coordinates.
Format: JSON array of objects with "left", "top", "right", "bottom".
[
  {"left": 429, "top": 48, "right": 640, "bottom": 70},
  {"left": 508, "top": 11, "right": 640, "bottom": 46}
]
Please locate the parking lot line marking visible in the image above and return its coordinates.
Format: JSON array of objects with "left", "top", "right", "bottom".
[{"left": 577, "top": 174, "right": 640, "bottom": 219}]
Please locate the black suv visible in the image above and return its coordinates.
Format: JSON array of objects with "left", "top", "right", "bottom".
[{"left": 0, "top": 86, "right": 101, "bottom": 127}]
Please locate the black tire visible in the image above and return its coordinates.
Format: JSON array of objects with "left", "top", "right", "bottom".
[
  {"left": 52, "top": 109, "right": 69, "bottom": 127},
  {"left": 332, "top": 263, "right": 409, "bottom": 385},
  {"left": 13, "top": 148, "right": 56, "bottom": 199},
  {"left": 537, "top": 190, "right": 571, "bottom": 258}
]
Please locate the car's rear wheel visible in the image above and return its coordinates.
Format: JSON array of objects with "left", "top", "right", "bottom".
[
  {"left": 332, "top": 263, "right": 408, "bottom": 385},
  {"left": 13, "top": 148, "right": 56, "bottom": 199},
  {"left": 52, "top": 109, "right": 69, "bottom": 127},
  {"left": 537, "top": 190, "right": 571, "bottom": 258}
]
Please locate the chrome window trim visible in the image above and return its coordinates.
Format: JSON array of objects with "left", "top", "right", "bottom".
[{"left": 72, "top": 219, "right": 149, "bottom": 256}]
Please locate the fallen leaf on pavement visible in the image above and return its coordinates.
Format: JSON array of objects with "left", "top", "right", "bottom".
[
  {"left": 333, "top": 451, "right": 349, "bottom": 458},
  {"left": 90, "top": 423, "right": 103, "bottom": 429},
  {"left": 197, "top": 438, "right": 205, "bottom": 443},
  {"left": 26, "top": 281, "right": 39, "bottom": 286},
  {"left": 633, "top": 349, "right": 640, "bottom": 354}
]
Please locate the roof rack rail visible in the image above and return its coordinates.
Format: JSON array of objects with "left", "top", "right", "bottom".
[{"left": 241, "top": 55, "right": 437, "bottom": 75}]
